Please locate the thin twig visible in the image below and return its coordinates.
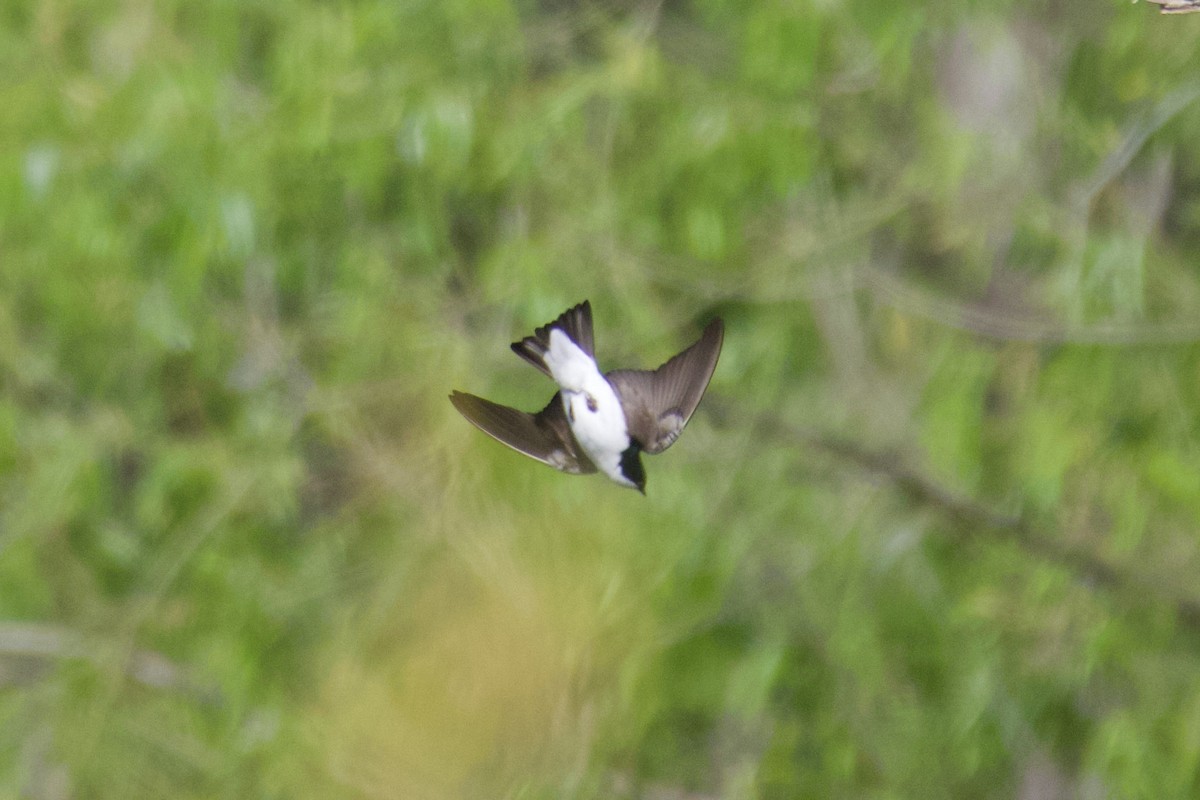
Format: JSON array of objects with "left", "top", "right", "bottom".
[
  {"left": 752, "top": 412, "right": 1200, "bottom": 632},
  {"left": 868, "top": 84, "right": 1200, "bottom": 345},
  {"left": 0, "top": 621, "right": 215, "bottom": 696},
  {"left": 863, "top": 263, "right": 1200, "bottom": 344}
]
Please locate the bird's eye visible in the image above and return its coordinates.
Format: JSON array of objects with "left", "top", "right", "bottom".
[{"left": 586, "top": 395, "right": 598, "bottom": 413}]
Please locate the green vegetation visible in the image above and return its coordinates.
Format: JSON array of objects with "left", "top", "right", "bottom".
[{"left": 3, "top": 0, "right": 1200, "bottom": 797}]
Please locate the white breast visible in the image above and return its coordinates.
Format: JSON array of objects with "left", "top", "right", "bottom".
[{"left": 543, "top": 330, "right": 635, "bottom": 487}]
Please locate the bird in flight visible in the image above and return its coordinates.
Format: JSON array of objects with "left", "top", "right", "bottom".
[{"left": 450, "top": 301, "right": 724, "bottom": 493}]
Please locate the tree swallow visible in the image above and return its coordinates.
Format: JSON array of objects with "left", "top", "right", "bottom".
[{"left": 450, "top": 301, "right": 724, "bottom": 493}]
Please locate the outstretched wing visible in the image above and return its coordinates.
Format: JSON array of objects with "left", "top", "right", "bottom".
[
  {"left": 449, "top": 390, "right": 597, "bottom": 474},
  {"left": 510, "top": 300, "right": 595, "bottom": 378},
  {"left": 605, "top": 318, "right": 724, "bottom": 454}
]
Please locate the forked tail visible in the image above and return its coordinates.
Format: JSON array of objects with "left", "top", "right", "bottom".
[{"left": 510, "top": 300, "right": 595, "bottom": 378}]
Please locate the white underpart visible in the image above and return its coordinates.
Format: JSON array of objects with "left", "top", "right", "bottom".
[{"left": 543, "top": 329, "right": 635, "bottom": 487}]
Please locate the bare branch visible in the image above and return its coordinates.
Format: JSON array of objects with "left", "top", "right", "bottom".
[
  {"left": 0, "top": 622, "right": 217, "bottom": 698},
  {"left": 749, "top": 411, "right": 1200, "bottom": 632},
  {"left": 863, "top": 263, "right": 1200, "bottom": 344}
]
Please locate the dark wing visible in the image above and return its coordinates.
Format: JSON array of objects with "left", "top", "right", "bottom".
[
  {"left": 449, "top": 390, "right": 597, "bottom": 474},
  {"left": 606, "top": 318, "right": 724, "bottom": 454},
  {"left": 510, "top": 300, "right": 594, "bottom": 378}
]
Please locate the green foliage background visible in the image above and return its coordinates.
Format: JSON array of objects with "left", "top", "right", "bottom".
[{"left": 3, "top": 0, "right": 1200, "bottom": 797}]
